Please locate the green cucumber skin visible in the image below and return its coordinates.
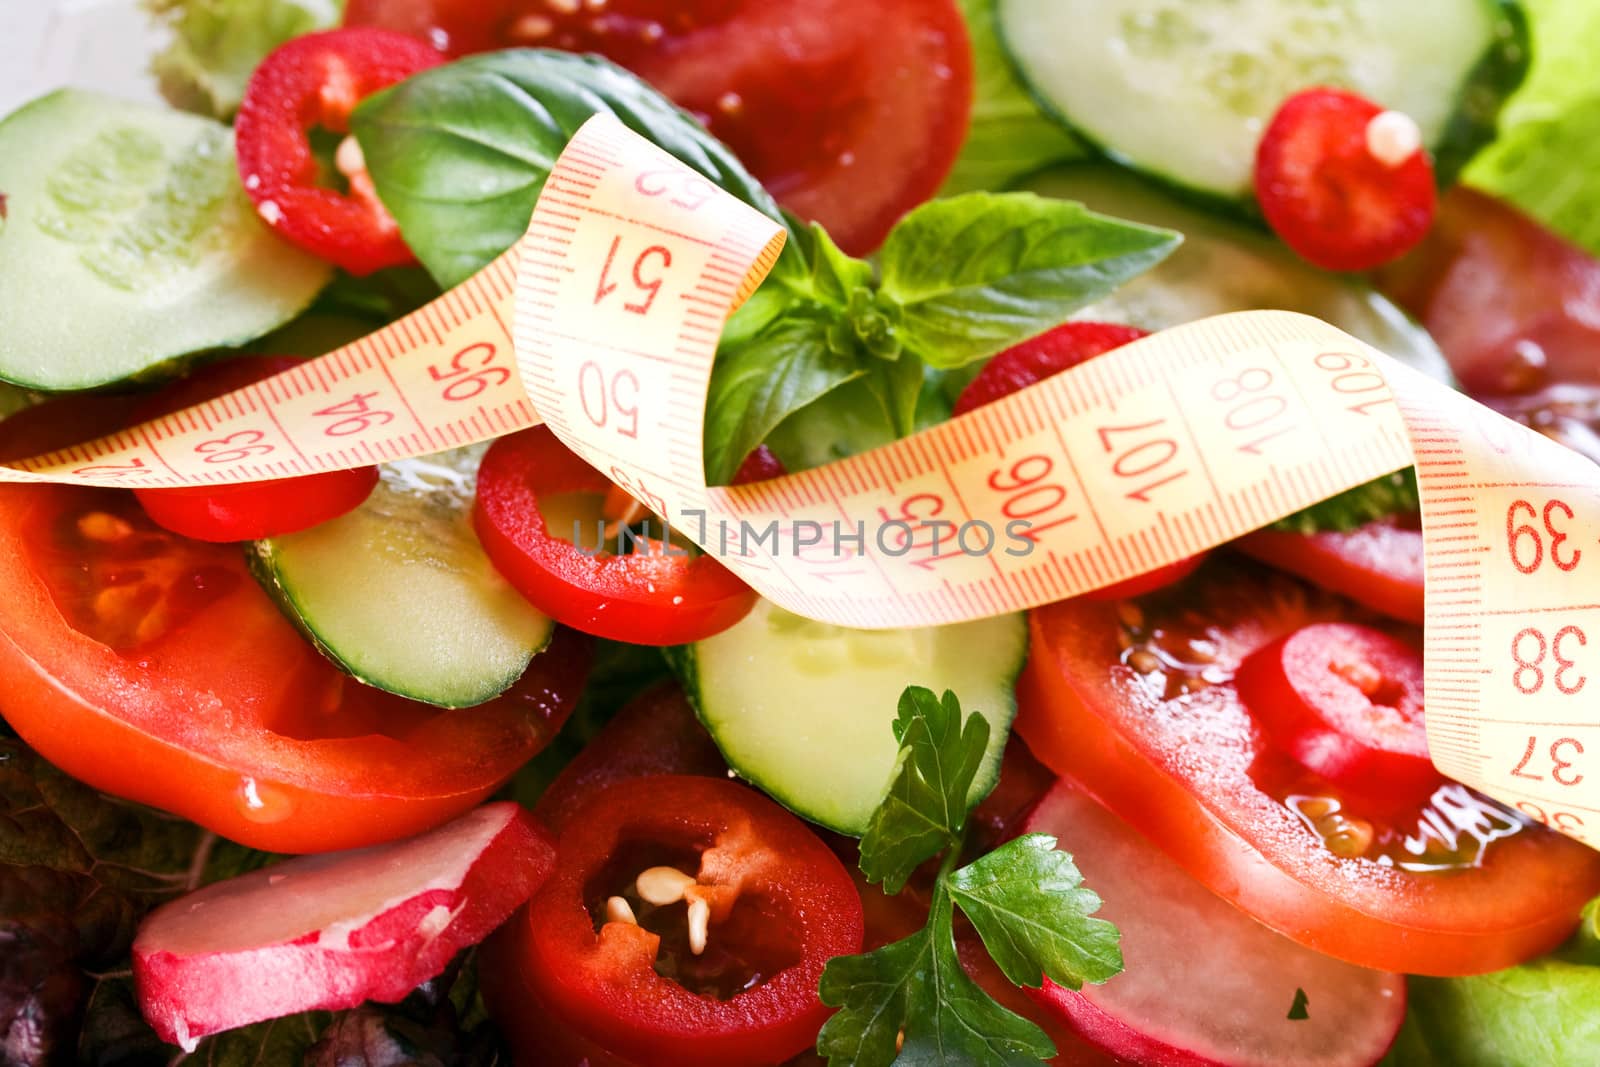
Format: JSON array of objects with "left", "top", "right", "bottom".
[
  {"left": 995, "top": 0, "right": 1529, "bottom": 213},
  {"left": 665, "top": 613, "right": 1029, "bottom": 836},
  {"left": 248, "top": 543, "right": 554, "bottom": 709}
]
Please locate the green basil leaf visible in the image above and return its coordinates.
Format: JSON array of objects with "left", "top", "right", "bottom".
[
  {"left": 946, "top": 834, "right": 1122, "bottom": 991},
  {"left": 1268, "top": 468, "right": 1419, "bottom": 534},
  {"left": 878, "top": 192, "right": 1179, "bottom": 368},
  {"left": 703, "top": 312, "right": 862, "bottom": 486},
  {"left": 352, "top": 49, "right": 797, "bottom": 290}
]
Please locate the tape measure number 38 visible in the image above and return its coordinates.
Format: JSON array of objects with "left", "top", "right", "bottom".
[{"left": 3, "top": 116, "right": 1598, "bottom": 850}]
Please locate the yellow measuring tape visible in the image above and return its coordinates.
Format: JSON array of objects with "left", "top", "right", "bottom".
[{"left": 4, "top": 116, "right": 1597, "bottom": 847}]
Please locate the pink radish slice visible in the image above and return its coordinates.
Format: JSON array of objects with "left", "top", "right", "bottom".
[
  {"left": 1021, "top": 781, "right": 1405, "bottom": 1067},
  {"left": 133, "top": 802, "right": 554, "bottom": 1051}
]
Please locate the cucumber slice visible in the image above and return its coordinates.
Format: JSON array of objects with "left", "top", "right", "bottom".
[
  {"left": 997, "top": 0, "right": 1527, "bottom": 201},
  {"left": 669, "top": 599, "right": 1028, "bottom": 834},
  {"left": 252, "top": 447, "right": 553, "bottom": 708},
  {"left": 0, "top": 90, "right": 331, "bottom": 391},
  {"left": 1022, "top": 163, "right": 1454, "bottom": 384}
]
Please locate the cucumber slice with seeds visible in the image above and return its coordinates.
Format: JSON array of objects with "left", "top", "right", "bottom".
[
  {"left": 1022, "top": 163, "right": 1453, "bottom": 384},
  {"left": 252, "top": 446, "right": 552, "bottom": 708},
  {"left": 0, "top": 90, "right": 331, "bottom": 390},
  {"left": 997, "top": 0, "right": 1527, "bottom": 202},
  {"left": 669, "top": 599, "right": 1027, "bottom": 834}
]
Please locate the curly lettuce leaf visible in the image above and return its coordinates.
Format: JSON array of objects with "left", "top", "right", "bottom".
[{"left": 144, "top": 0, "right": 343, "bottom": 118}]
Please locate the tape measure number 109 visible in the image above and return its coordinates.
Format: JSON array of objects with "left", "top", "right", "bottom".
[{"left": 3, "top": 116, "right": 1599, "bottom": 849}]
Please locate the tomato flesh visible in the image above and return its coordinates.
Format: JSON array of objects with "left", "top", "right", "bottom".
[
  {"left": 133, "top": 356, "right": 380, "bottom": 543},
  {"left": 1237, "top": 622, "right": 1442, "bottom": 809},
  {"left": 1018, "top": 557, "right": 1600, "bottom": 975},
  {"left": 1254, "top": 87, "right": 1436, "bottom": 272},
  {"left": 495, "top": 775, "right": 863, "bottom": 1067},
  {"left": 0, "top": 405, "right": 591, "bottom": 851},
  {"left": 1237, "top": 516, "right": 1425, "bottom": 624},
  {"left": 343, "top": 0, "right": 973, "bottom": 254},
  {"left": 474, "top": 426, "right": 757, "bottom": 645},
  {"left": 236, "top": 28, "right": 443, "bottom": 275}
]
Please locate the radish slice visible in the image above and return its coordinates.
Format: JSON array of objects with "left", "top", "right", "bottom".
[
  {"left": 1021, "top": 781, "right": 1405, "bottom": 1067},
  {"left": 133, "top": 802, "right": 554, "bottom": 1051}
]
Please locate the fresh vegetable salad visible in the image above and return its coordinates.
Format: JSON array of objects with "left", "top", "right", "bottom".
[{"left": 4, "top": 0, "right": 1600, "bottom": 1063}]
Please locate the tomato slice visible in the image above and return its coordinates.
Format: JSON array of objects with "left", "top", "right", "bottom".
[
  {"left": 1017, "top": 557, "right": 1600, "bottom": 976},
  {"left": 954, "top": 322, "right": 1206, "bottom": 598},
  {"left": 1236, "top": 516, "right": 1425, "bottom": 625},
  {"left": 132, "top": 356, "right": 379, "bottom": 543},
  {"left": 1254, "top": 88, "right": 1436, "bottom": 272},
  {"left": 236, "top": 28, "right": 443, "bottom": 275},
  {"left": 1237, "top": 622, "right": 1443, "bottom": 808},
  {"left": 0, "top": 406, "right": 592, "bottom": 852},
  {"left": 492, "top": 775, "right": 863, "bottom": 1067},
  {"left": 474, "top": 426, "right": 757, "bottom": 645},
  {"left": 342, "top": 0, "right": 973, "bottom": 254}
]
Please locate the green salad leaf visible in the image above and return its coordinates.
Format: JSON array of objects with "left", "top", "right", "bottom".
[
  {"left": 818, "top": 688, "right": 1121, "bottom": 1067},
  {"left": 878, "top": 193, "right": 1180, "bottom": 368},
  {"left": 941, "top": 0, "right": 1086, "bottom": 195},
  {"left": 352, "top": 49, "right": 800, "bottom": 291},
  {"left": 1269, "top": 469, "right": 1420, "bottom": 535},
  {"left": 1466, "top": 0, "right": 1600, "bottom": 255},
  {"left": 1387, "top": 961, "right": 1600, "bottom": 1067},
  {"left": 144, "top": 0, "right": 342, "bottom": 119}
]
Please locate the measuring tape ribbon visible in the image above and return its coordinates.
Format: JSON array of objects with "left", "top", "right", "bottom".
[{"left": 3, "top": 115, "right": 1598, "bottom": 844}]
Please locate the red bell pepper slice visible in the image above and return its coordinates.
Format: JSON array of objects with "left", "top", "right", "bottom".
[
  {"left": 490, "top": 774, "right": 863, "bottom": 1067},
  {"left": 235, "top": 27, "right": 442, "bottom": 275}
]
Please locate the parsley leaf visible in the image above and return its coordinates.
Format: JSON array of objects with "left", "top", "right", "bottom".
[
  {"left": 818, "top": 883, "right": 1056, "bottom": 1067},
  {"left": 858, "top": 688, "right": 991, "bottom": 895},
  {"left": 818, "top": 688, "right": 1125, "bottom": 1067},
  {"left": 1268, "top": 468, "right": 1419, "bottom": 535},
  {"left": 1288, "top": 987, "right": 1310, "bottom": 1021},
  {"left": 946, "top": 834, "right": 1122, "bottom": 991}
]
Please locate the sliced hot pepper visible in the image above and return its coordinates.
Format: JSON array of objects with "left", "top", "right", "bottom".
[
  {"left": 235, "top": 27, "right": 443, "bottom": 275},
  {"left": 489, "top": 774, "right": 863, "bottom": 1067},
  {"left": 474, "top": 426, "right": 758, "bottom": 645}
]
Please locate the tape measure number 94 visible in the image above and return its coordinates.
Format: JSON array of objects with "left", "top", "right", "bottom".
[{"left": 3, "top": 115, "right": 1599, "bottom": 849}]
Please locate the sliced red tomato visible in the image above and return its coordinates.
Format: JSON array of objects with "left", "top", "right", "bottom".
[
  {"left": 1237, "top": 622, "right": 1443, "bottom": 808},
  {"left": 132, "top": 356, "right": 379, "bottom": 542},
  {"left": 1236, "top": 516, "right": 1425, "bottom": 625},
  {"left": 1255, "top": 88, "right": 1436, "bottom": 272},
  {"left": 474, "top": 426, "right": 757, "bottom": 645},
  {"left": 1377, "top": 186, "right": 1600, "bottom": 397},
  {"left": 343, "top": 0, "right": 972, "bottom": 253},
  {"left": 954, "top": 322, "right": 1206, "bottom": 598},
  {"left": 1018, "top": 556, "right": 1600, "bottom": 975},
  {"left": 490, "top": 775, "right": 863, "bottom": 1067},
  {"left": 0, "top": 404, "right": 591, "bottom": 852},
  {"left": 236, "top": 28, "right": 443, "bottom": 275}
]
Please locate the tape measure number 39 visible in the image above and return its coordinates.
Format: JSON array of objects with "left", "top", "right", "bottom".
[{"left": 3, "top": 116, "right": 1599, "bottom": 849}]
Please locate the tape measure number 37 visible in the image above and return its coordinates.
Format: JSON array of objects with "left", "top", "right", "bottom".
[{"left": 4, "top": 116, "right": 1600, "bottom": 849}]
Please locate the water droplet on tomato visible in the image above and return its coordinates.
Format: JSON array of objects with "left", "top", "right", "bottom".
[{"left": 236, "top": 777, "right": 295, "bottom": 823}]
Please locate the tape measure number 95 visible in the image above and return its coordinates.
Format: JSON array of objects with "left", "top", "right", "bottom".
[{"left": 3, "top": 116, "right": 1600, "bottom": 849}]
